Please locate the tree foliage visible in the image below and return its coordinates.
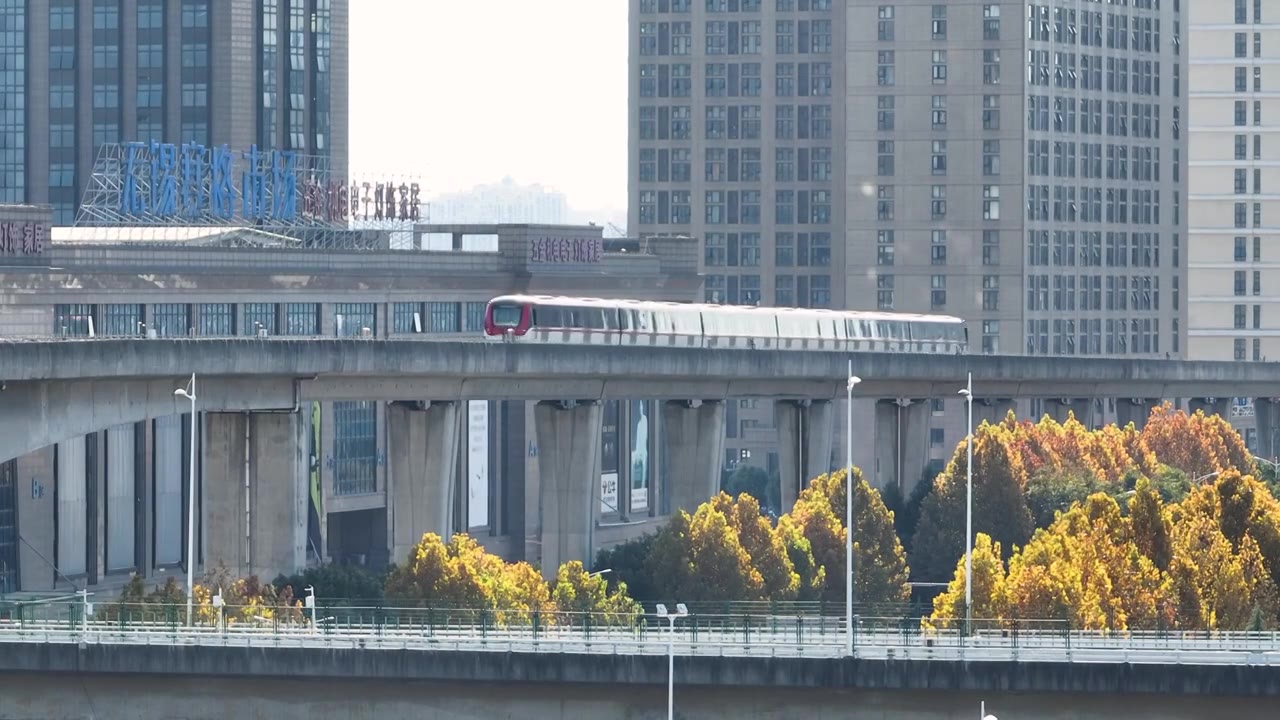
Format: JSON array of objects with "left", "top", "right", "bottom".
[{"left": 551, "top": 560, "right": 642, "bottom": 622}]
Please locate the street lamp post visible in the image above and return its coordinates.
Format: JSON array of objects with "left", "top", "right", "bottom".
[
  {"left": 174, "top": 373, "right": 197, "bottom": 627},
  {"left": 1193, "top": 471, "right": 1221, "bottom": 485},
  {"left": 845, "top": 362, "right": 862, "bottom": 657},
  {"left": 656, "top": 603, "right": 689, "bottom": 720},
  {"left": 958, "top": 373, "right": 974, "bottom": 636},
  {"left": 980, "top": 700, "right": 998, "bottom": 720}
]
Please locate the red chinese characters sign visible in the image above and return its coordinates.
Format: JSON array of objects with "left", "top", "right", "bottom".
[
  {"left": 530, "top": 236, "right": 602, "bottom": 265},
  {"left": 0, "top": 220, "right": 50, "bottom": 257}
]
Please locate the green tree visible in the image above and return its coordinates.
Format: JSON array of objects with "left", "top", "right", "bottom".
[
  {"left": 912, "top": 422, "right": 1033, "bottom": 581},
  {"left": 1026, "top": 467, "right": 1103, "bottom": 529},
  {"left": 722, "top": 464, "right": 777, "bottom": 514},
  {"left": 1128, "top": 477, "right": 1173, "bottom": 572},
  {"left": 273, "top": 563, "right": 387, "bottom": 604},
  {"left": 594, "top": 534, "right": 658, "bottom": 601}
]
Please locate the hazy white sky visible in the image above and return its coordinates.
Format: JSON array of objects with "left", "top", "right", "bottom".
[{"left": 349, "top": 1, "right": 628, "bottom": 212}]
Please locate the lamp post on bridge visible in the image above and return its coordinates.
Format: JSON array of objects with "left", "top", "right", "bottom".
[
  {"left": 173, "top": 373, "right": 197, "bottom": 627},
  {"left": 845, "top": 362, "right": 861, "bottom": 658},
  {"left": 958, "top": 373, "right": 974, "bottom": 637},
  {"left": 656, "top": 603, "right": 688, "bottom": 720}
]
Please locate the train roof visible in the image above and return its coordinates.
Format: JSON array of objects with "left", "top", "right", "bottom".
[{"left": 487, "top": 295, "right": 964, "bottom": 324}]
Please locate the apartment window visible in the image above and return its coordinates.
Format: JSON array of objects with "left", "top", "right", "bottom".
[
  {"left": 877, "top": 274, "right": 895, "bottom": 310},
  {"left": 983, "top": 276, "right": 1000, "bottom": 311},
  {"left": 392, "top": 302, "right": 422, "bottom": 334},
  {"left": 981, "top": 320, "right": 1000, "bottom": 354},
  {"left": 877, "top": 6, "right": 894, "bottom": 41},
  {"left": 151, "top": 304, "right": 190, "bottom": 338},
  {"left": 983, "top": 50, "right": 1001, "bottom": 85},
  {"left": 983, "top": 95, "right": 1000, "bottom": 130},
  {"left": 464, "top": 302, "right": 486, "bottom": 332},
  {"left": 197, "top": 304, "right": 235, "bottom": 336},
  {"left": 877, "top": 141, "right": 894, "bottom": 176},
  {"left": 877, "top": 96, "right": 894, "bottom": 130},
  {"left": 931, "top": 4, "right": 947, "bottom": 40},
  {"left": 930, "top": 140, "right": 947, "bottom": 175},
  {"left": 930, "top": 275, "right": 947, "bottom": 309},
  {"left": 775, "top": 275, "right": 795, "bottom": 306},
  {"left": 877, "top": 185, "right": 894, "bottom": 221},
  {"left": 333, "top": 401, "right": 377, "bottom": 496},
  {"left": 54, "top": 304, "right": 95, "bottom": 338},
  {"left": 931, "top": 96, "right": 947, "bottom": 129},
  {"left": 877, "top": 230, "right": 895, "bottom": 266},
  {"left": 983, "top": 4, "right": 1001, "bottom": 40},
  {"left": 1236, "top": 338, "right": 1247, "bottom": 361},
  {"left": 983, "top": 185, "right": 1001, "bottom": 220},
  {"left": 284, "top": 303, "right": 319, "bottom": 335},
  {"left": 1236, "top": 270, "right": 1248, "bottom": 296},
  {"left": 181, "top": 1, "right": 209, "bottom": 28},
  {"left": 103, "top": 304, "right": 143, "bottom": 337},
  {"left": 1236, "top": 236, "right": 1248, "bottom": 261},
  {"left": 877, "top": 51, "right": 895, "bottom": 86},
  {"left": 983, "top": 140, "right": 1001, "bottom": 176},
  {"left": 931, "top": 50, "right": 947, "bottom": 84},
  {"left": 243, "top": 303, "right": 277, "bottom": 336},
  {"left": 982, "top": 231, "right": 999, "bottom": 265},
  {"left": 931, "top": 186, "right": 947, "bottom": 221},
  {"left": 1236, "top": 304, "right": 1247, "bottom": 330},
  {"left": 334, "top": 303, "right": 376, "bottom": 337}
]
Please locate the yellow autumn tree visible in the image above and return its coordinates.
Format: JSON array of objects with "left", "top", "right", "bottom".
[
  {"left": 709, "top": 492, "right": 800, "bottom": 600},
  {"left": 929, "top": 532, "right": 1008, "bottom": 629},
  {"left": 1002, "top": 494, "right": 1171, "bottom": 631},
  {"left": 789, "top": 467, "right": 910, "bottom": 606},
  {"left": 1141, "top": 404, "right": 1256, "bottom": 479},
  {"left": 551, "top": 560, "right": 642, "bottom": 625},
  {"left": 384, "top": 533, "right": 551, "bottom": 620}
]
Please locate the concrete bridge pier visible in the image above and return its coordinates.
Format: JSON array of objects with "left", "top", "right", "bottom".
[
  {"left": 973, "top": 398, "right": 1016, "bottom": 427},
  {"left": 776, "top": 399, "right": 834, "bottom": 509},
  {"left": 872, "top": 399, "right": 929, "bottom": 496},
  {"left": 1045, "top": 398, "right": 1094, "bottom": 426},
  {"left": 203, "top": 412, "right": 308, "bottom": 581},
  {"left": 661, "top": 400, "right": 725, "bottom": 514},
  {"left": 1115, "top": 398, "right": 1159, "bottom": 430},
  {"left": 534, "top": 400, "right": 603, "bottom": 579},
  {"left": 1188, "top": 396, "right": 1230, "bottom": 418},
  {"left": 1255, "top": 397, "right": 1278, "bottom": 461},
  {"left": 387, "top": 401, "right": 460, "bottom": 565}
]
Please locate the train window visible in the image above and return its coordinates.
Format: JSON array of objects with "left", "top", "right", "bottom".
[
  {"left": 583, "top": 308, "right": 609, "bottom": 330},
  {"left": 491, "top": 304, "right": 522, "bottom": 327},
  {"left": 532, "top": 307, "right": 563, "bottom": 327}
]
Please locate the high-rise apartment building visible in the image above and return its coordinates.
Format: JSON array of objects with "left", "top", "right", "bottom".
[
  {"left": 0, "top": 0, "right": 348, "bottom": 224},
  {"left": 628, "top": 0, "right": 1187, "bottom": 483},
  {"left": 1188, "top": 0, "right": 1274, "bottom": 449}
]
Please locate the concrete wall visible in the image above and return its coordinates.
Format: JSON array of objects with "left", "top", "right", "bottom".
[{"left": 0, "top": 672, "right": 1265, "bottom": 720}]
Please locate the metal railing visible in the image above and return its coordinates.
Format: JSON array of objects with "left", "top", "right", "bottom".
[{"left": 2, "top": 599, "right": 1280, "bottom": 666}]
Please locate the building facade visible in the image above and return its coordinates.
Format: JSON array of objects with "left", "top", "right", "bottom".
[
  {"left": 628, "top": 0, "right": 1188, "bottom": 487},
  {"left": 1, "top": 0, "right": 348, "bottom": 224},
  {"left": 1187, "top": 0, "right": 1276, "bottom": 451},
  {"left": 0, "top": 223, "right": 699, "bottom": 593}
]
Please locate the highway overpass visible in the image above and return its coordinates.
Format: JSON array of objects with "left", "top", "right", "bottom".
[
  {"left": 0, "top": 626, "right": 1276, "bottom": 720},
  {"left": 6, "top": 337, "right": 1280, "bottom": 581}
]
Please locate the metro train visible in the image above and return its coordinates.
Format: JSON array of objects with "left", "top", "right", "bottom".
[{"left": 482, "top": 294, "right": 967, "bottom": 353}]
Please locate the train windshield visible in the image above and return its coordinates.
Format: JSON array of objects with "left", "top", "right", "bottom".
[{"left": 491, "top": 304, "right": 522, "bottom": 327}]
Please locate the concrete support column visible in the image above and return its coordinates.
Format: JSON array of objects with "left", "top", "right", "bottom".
[
  {"left": 204, "top": 412, "right": 307, "bottom": 580},
  {"left": 1116, "top": 398, "right": 1159, "bottom": 430},
  {"left": 387, "top": 401, "right": 460, "bottom": 565},
  {"left": 776, "top": 399, "right": 834, "bottom": 511},
  {"left": 1189, "top": 397, "right": 1230, "bottom": 418},
  {"left": 1046, "top": 398, "right": 1093, "bottom": 426},
  {"left": 534, "top": 401, "right": 602, "bottom": 579},
  {"left": 973, "top": 399, "right": 1016, "bottom": 428},
  {"left": 1255, "top": 398, "right": 1277, "bottom": 461},
  {"left": 872, "top": 400, "right": 929, "bottom": 495},
  {"left": 661, "top": 400, "right": 725, "bottom": 515}
]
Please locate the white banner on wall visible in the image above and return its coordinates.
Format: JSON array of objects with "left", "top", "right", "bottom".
[
  {"left": 467, "top": 401, "right": 489, "bottom": 528},
  {"left": 601, "top": 472, "right": 619, "bottom": 514}
]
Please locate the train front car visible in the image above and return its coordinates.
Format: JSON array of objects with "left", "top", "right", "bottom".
[{"left": 482, "top": 295, "right": 532, "bottom": 341}]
